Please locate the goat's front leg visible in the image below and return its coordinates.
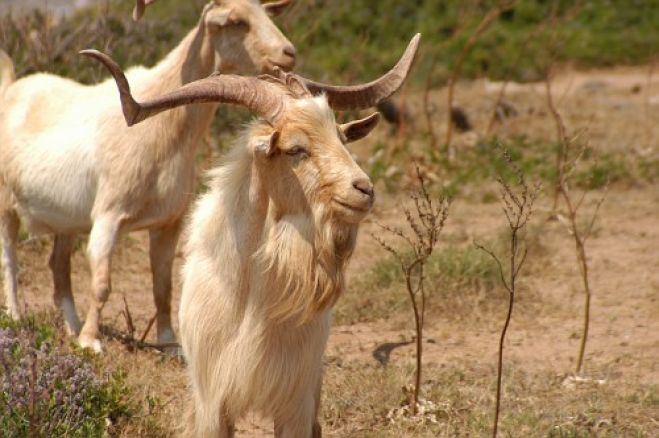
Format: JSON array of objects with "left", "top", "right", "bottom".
[
  {"left": 49, "top": 234, "right": 81, "bottom": 335},
  {"left": 274, "top": 393, "right": 316, "bottom": 438},
  {"left": 191, "top": 401, "right": 235, "bottom": 438},
  {"left": 149, "top": 220, "right": 182, "bottom": 349},
  {"left": 78, "top": 215, "right": 121, "bottom": 352},
  {"left": 0, "top": 208, "right": 20, "bottom": 319}
]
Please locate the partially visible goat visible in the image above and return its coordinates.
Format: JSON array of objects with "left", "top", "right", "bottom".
[
  {"left": 88, "top": 33, "right": 420, "bottom": 436},
  {"left": 0, "top": 0, "right": 295, "bottom": 352}
]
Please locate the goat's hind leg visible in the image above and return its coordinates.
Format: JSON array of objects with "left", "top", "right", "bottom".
[
  {"left": 149, "top": 220, "right": 182, "bottom": 349},
  {"left": 0, "top": 206, "right": 19, "bottom": 319},
  {"left": 49, "top": 234, "right": 81, "bottom": 335}
]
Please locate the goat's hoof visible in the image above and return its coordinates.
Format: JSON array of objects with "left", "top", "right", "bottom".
[
  {"left": 78, "top": 335, "right": 103, "bottom": 353},
  {"left": 6, "top": 308, "right": 21, "bottom": 320},
  {"left": 64, "top": 321, "right": 82, "bottom": 337},
  {"left": 162, "top": 345, "right": 183, "bottom": 357}
]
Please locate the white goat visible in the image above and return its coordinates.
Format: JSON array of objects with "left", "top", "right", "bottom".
[
  {"left": 88, "top": 33, "right": 420, "bottom": 436},
  {"left": 0, "top": 0, "right": 296, "bottom": 351}
]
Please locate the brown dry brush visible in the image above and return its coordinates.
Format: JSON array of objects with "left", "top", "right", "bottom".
[
  {"left": 372, "top": 167, "right": 450, "bottom": 414},
  {"left": 423, "top": 15, "right": 467, "bottom": 153},
  {"left": 541, "top": 1, "right": 585, "bottom": 213},
  {"left": 475, "top": 149, "right": 539, "bottom": 438},
  {"left": 444, "top": 2, "right": 512, "bottom": 161},
  {"left": 0, "top": 7, "right": 180, "bottom": 85},
  {"left": 485, "top": 8, "right": 556, "bottom": 136},
  {"left": 545, "top": 77, "right": 608, "bottom": 375},
  {"left": 109, "top": 295, "right": 180, "bottom": 353}
]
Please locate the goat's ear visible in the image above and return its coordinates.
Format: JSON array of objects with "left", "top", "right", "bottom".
[
  {"left": 205, "top": 7, "right": 233, "bottom": 27},
  {"left": 264, "top": 0, "right": 292, "bottom": 17},
  {"left": 253, "top": 131, "right": 280, "bottom": 158},
  {"left": 340, "top": 112, "right": 381, "bottom": 143}
]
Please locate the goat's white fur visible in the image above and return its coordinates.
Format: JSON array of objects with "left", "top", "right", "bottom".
[{"left": 0, "top": 0, "right": 294, "bottom": 351}]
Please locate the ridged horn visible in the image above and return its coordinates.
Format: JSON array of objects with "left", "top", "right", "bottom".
[
  {"left": 80, "top": 49, "right": 286, "bottom": 125},
  {"left": 302, "top": 33, "right": 421, "bottom": 110}
]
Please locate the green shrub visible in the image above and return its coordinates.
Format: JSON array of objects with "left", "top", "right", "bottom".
[{"left": 0, "top": 313, "right": 133, "bottom": 437}]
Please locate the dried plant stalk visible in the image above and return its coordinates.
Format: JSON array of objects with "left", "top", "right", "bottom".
[
  {"left": 545, "top": 71, "right": 607, "bottom": 375},
  {"left": 373, "top": 166, "right": 450, "bottom": 414},
  {"left": 476, "top": 148, "right": 539, "bottom": 438}
]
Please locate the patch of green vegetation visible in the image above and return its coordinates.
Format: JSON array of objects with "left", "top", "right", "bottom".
[
  {"left": 336, "top": 243, "right": 501, "bottom": 325},
  {"left": 435, "top": 136, "right": 556, "bottom": 196},
  {"left": 281, "top": 0, "right": 659, "bottom": 85},
  {"left": 0, "top": 311, "right": 161, "bottom": 437},
  {"left": 3, "top": 0, "right": 659, "bottom": 90},
  {"left": 637, "top": 157, "right": 659, "bottom": 183},
  {"left": 0, "top": 311, "right": 58, "bottom": 348},
  {"left": 423, "top": 137, "right": 647, "bottom": 198},
  {"left": 575, "top": 153, "right": 631, "bottom": 189}
]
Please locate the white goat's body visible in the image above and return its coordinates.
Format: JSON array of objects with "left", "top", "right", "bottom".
[
  {"left": 0, "top": 34, "right": 209, "bottom": 345},
  {"left": 0, "top": 67, "right": 199, "bottom": 235},
  {"left": 0, "top": 0, "right": 296, "bottom": 350}
]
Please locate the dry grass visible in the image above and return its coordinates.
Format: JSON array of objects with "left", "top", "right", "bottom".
[{"left": 321, "top": 358, "right": 659, "bottom": 437}]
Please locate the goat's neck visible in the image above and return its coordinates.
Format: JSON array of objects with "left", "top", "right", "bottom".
[
  {"left": 144, "top": 23, "right": 214, "bottom": 92},
  {"left": 135, "top": 22, "right": 217, "bottom": 153}
]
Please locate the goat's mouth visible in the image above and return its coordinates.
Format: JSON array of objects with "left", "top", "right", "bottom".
[
  {"left": 266, "top": 59, "right": 295, "bottom": 73},
  {"left": 333, "top": 198, "right": 371, "bottom": 214}
]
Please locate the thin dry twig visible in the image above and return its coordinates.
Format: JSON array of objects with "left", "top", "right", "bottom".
[
  {"left": 139, "top": 313, "right": 158, "bottom": 344},
  {"left": 120, "top": 295, "right": 135, "bottom": 341},
  {"left": 116, "top": 298, "right": 179, "bottom": 353},
  {"left": 103, "top": 326, "right": 181, "bottom": 353}
]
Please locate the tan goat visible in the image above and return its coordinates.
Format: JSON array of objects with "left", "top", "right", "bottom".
[
  {"left": 88, "top": 33, "right": 420, "bottom": 436},
  {"left": 0, "top": 0, "right": 295, "bottom": 352}
]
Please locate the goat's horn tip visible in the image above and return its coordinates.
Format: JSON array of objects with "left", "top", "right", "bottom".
[
  {"left": 78, "top": 49, "right": 99, "bottom": 57},
  {"left": 78, "top": 50, "right": 113, "bottom": 66},
  {"left": 409, "top": 33, "right": 421, "bottom": 52}
]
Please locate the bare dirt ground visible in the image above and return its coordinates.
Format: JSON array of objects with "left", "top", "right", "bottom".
[{"left": 7, "top": 65, "right": 659, "bottom": 436}]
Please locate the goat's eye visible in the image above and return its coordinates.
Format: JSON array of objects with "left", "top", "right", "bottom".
[
  {"left": 286, "top": 146, "right": 308, "bottom": 158},
  {"left": 231, "top": 17, "right": 248, "bottom": 27}
]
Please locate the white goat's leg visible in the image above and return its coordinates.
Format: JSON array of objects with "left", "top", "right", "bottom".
[
  {"left": 192, "top": 402, "right": 235, "bottom": 438},
  {"left": 0, "top": 208, "right": 20, "bottom": 319},
  {"left": 312, "top": 376, "right": 323, "bottom": 438},
  {"left": 148, "top": 220, "right": 181, "bottom": 347},
  {"left": 49, "top": 234, "right": 81, "bottom": 335},
  {"left": 274, "top": 393, "right": 316, "bottom": 438},
  {"left": 78, "top": 215, "right": 121, "bottom": 352}
]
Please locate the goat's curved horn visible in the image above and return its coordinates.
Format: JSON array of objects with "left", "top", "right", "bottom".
[
  {"left": 302, "top": 33, "right": 421, "bottom": 110},
  {"left": 80, "top": 50, "right": 286, "bottom": 125},
  {"left": 133, "top": 0, "right": 160, "bottom": 21}
]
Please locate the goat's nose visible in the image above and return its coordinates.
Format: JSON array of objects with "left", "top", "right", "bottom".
[
  {"left": 283, "top": 44, "right": 296, "bottom": 60},
  {"left": 353, "top": 178, "right": 374, "bottom": 199}
]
